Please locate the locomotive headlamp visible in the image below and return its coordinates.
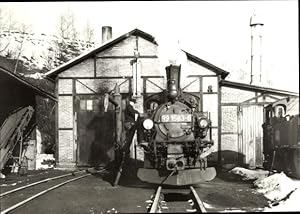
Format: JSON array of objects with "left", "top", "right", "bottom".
[
  {"left": 199, "top": 118, "right": 208, "bottom": 128},
  {"left": 143, "top": 119, "right": 154, "bottom": 130}
]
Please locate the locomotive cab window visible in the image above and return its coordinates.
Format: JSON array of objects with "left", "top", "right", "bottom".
[{"left": 275, "top": 105, "right": 286, "bottom": 118}]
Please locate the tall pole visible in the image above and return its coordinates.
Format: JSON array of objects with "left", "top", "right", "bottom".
[
  {"left": 112, "top": 84, "right": 122, "bottom": 148},
  {"left": 250, "top": 12, "right": 264, "bottom": 85}
]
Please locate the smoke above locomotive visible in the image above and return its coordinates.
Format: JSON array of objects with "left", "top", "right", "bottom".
[{"left": 137, "top": 64, "right": 216, "bottom": 186}]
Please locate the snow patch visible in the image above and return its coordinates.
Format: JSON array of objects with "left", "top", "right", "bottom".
[
  {"left": 0, "top": 31, "right": 96, "bottom": 72},
  {"left": 23, "top": 72, "right": 44, "bottom": 79},
  {"left": 229, "top": 167, "right": 300, "bottom": 211},
  {"left": 254, "top": 172, "right": 298, "bottom": 201},
  {"left": 229, "top": 167, "right": 269, "bottom": 180},
  {"left": 35, "top": 154, "right": 55, "bottom": 170},
  {"left": 263, "top": 187, "right": 300, "bottom": 212},
  {"left": 220, "top": 209, "right": 247, "bottom": 213}
]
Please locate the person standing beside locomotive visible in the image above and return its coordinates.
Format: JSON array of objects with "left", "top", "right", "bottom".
[{"left": 122, "top": 97, "right": 140, "bottom": 154}]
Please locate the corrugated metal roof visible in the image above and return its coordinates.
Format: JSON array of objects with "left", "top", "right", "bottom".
[
  {"left": 221, "top": 80, "right": 299, "bottom": 96},
  {"left": 0, "top": 66, "right": 57, "bottom": 101}
]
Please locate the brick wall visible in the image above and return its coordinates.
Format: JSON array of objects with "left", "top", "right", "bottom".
[
  {"left": 75, "top": 79, "right": 130, "bottom": 94},
  {"left": 59, "top": 59, "right": 94, "bottom": 78},
  {"left": 58, "top": 79, "right": 72, "bottom": 94},
  {"left": 58, "top": 96, "right": 73, "bottom": 128},
  {"left": 58, "top": 130, "right": 74, "bottom": 163},
  {"left": 221, "top": 86, "right": 255, "bottom": 103},
  {"left": 221, "top": 106, "right": 237, "bottom": 133}
]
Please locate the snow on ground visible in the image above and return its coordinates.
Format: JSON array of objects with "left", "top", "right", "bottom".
[
  {"left": 253, "top": 172, "right": 298, "bottom": 201},
  {"left": 263, "top": 186, "right": 300, "bottom": 212},
  {"left": 230, "top": 167, "right": 300, "bottom": 211},
  {"left": 35, "top": 154, "right": 55, "bottom": 170},
  {"left": 229, "top": 167, "right": 269, "bottom": 180}
]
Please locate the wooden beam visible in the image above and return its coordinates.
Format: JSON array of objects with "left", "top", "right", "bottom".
[
  {"left": 93, "top": 55, "right": 97, "bottom": 78},
  {"left": 96, "top": 55, "right": 158, "bottom": 59},
  {"left": 217, "top": 75, "right": 222, "bottom": 167},
  {"left": 72, "top": 78, "right": 76, "bottom": 164},
  {"left": 58, "top": 76, "right": 133, "bottom": 80},
  {"left": 58, "top": 128, "right": 73, "bottom": 130},
  {"left": 55, "top": 76, "right": 59, "bottom": 163},
  {"left": 200, "top": 77, "right": 203, "bottom": 112}
]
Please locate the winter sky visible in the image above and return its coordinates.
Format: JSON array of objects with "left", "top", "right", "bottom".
[{"left": 1, "top": 1, "right": 299, "bottom": 92}]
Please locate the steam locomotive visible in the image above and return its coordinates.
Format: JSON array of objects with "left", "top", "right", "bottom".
[
  {"left": 136, "top": 65, "right": 216, "bottom": 186},
  {"left": 262, "top": 98, "right": 300, "bottom": 178}
]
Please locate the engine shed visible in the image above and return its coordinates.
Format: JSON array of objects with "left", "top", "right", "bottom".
[
  {"left": 0, "top": 64, "right": 56, "bottom": 171},
  {"left": 45, "top": 27, "right": 299, "bottom": 169},
  {"left": 220, "top": 80, "right": 298, "bottom": 168}
]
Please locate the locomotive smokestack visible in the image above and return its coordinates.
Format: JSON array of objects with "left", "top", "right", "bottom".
[
  {"left": 102, "top": 26, "right": 112, "bottom": 44},
  {"left": 166, "top": 65, "right": 181, "bottom": 100}
]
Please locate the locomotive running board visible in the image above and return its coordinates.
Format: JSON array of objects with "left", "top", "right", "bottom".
[{"left": 137, "top": 167, "right": 216, "bottom": 186}]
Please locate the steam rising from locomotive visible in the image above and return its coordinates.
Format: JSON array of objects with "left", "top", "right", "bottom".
[{"left": 137, "top": 65, "right": 216, "bottom": 186}]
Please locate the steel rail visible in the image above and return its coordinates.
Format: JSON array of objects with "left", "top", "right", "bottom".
[
  {"left": 149, "top": 186, "right": 162, "bottom": 213},
  {"left": 0, "top": 173, "right": 91, "bottom": 214},
  {"left": 190, "top": 186, "right": 207, "bottom": 213},
  {"left": 0, "top": 170, "right": 86, "bottom": 197}
]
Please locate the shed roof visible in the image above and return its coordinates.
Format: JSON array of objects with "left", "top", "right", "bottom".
[
  {"left": 45, "top": 28, "right": 230, "bottom": 79},
  {"left": 221, "top": 80, "right": 299, "bottom": 97},
  {"left": 45, "top": 28, "right": 157, "bottom": 78},
  {"left": 0, "top": 66, "right": 57, "bottom": 101},
  {"left": 183, "top": 50, "right": 229, "bottom": 79}
]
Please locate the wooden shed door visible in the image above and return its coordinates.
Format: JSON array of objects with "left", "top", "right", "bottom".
[
  {"left": 239, "top": 105, "right": 264, "bottom": 168},
  {"left": 75, "top": 95, "right": 114, "bottom": 167}
]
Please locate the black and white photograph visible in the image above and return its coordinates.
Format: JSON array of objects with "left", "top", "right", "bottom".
[{"left": 0, "top": 1, "right": 299, "bottom": 213}]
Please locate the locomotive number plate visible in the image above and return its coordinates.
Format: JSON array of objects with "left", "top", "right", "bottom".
[{"left": 161, "top": 114, "right": 192, "bottom": 122}]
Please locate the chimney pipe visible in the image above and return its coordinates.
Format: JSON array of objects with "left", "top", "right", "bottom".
[
  {"left": 250, "top": 13, "right": 264, "bottom": 85},
  {"left": 102, "top": 26, "right": 112, "bottom": 44},
  {"left": 166, "top": 65, "right": 181, "bottom": 100}
]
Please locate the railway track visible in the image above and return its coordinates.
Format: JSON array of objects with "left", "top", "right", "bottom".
[
  {"left": 148, "top": 185, "right": 207, "bottom": 213},
  {"left": 0, "top": 169, "right": 104, "bottom": 214}
]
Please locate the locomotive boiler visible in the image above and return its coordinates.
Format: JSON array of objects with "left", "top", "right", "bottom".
[{"left": 137, "top": 65, "right": 216, "bottom": 186}]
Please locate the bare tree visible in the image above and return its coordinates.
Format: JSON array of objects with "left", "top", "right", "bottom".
[
  {"left": 54, "top": 8, "right": 81, "bottom": 64},
  {"left": 83, "top": 20, "right": 95, "bottom": 43},
  {"left": 13, "top": 23, "right": 32, "bottom": 73},
  {"left": 41, "top": 48, "right": 55, "bottom": 71},
  {"left": 57, "top": 8, "right": 78, "bottom": 41},
  {"left": 0, "top": 8, "right": 17, "bottom": 53}
]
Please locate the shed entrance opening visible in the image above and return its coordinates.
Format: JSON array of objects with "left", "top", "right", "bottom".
[{"left": 75, "top": 95, "right": 115, "bottom": 167}]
